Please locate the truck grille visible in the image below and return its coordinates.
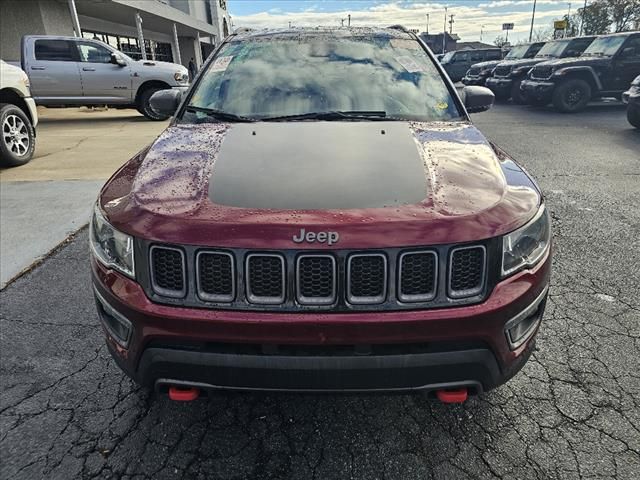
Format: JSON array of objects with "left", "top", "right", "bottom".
[
  {"left": 493, "top": 65, "right": 511, "bottom": 77},
  {"left": 467, "top": 66, "right": 481, "bottom": 76},
  {"left": 150, "top": 246, "right": 186, "bottom": 298},
  {"left": 347, "top": 254, "right": 387, "bottom": 304},
  {"left": 398, "top": 251, "right": 437, "bottom": 302},
  {"left": 197, "top": 251, "right": 235, "bottom": 302},
  {"left": 531, "top": 65, "right": 553, "bottom": 80},
  {"left": 449, "top": 246, "right": 486, "bottom": 298},
  {"left": 146, "top": 242, "right": 491, "bottom": 311}
]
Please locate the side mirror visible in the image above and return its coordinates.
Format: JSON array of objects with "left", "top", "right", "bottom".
[
  {"left": 149, "top": 89, "right": 182, "bottom": 117},
  {"left": 462, "top": 86, "right": 495, "bottom": 114},
  {"left": 110, "top": 53, "right": 126, "bottom": 67}
]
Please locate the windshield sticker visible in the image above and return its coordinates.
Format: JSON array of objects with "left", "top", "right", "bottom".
[
  {"left": 396, "top": 55, "right": 425, "bottom": 73},
  {"left": 210, "top": 55, "right": 234, "bottom": 72},
  {"left": 390, "top": 39, "right": 420, "bottom": 50},
  {"left": 435, "top": 102, "right": 449, "bottom": 110}
]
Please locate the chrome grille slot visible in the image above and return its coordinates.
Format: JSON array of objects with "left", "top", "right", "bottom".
[
  {"left": 150, "top": 246, "right": 186, "bottom": 298},
  {"left": 347, "top": 254, "right": 387, "bottom": 304},
  {"left": 196, "top": 251, "right": 235, "bottom": 302},
  {"left": 296, "top": 255, "right": 336, "bottom": 305},
  {"left": 398, "top": 251, "right": 437, "bottom": 302},
  {"left": 449, "top": 246, "right": 486, "bottom": 298},
  {"left": 531, "top": 65, "right": 553, "bottom": 80},
  {"left": 246, "top": 254, "right": 286, "bottom": 304}
]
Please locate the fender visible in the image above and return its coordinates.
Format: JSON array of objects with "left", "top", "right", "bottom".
[{"left": 552, "top": 66, "right": 603, "bottom": 90}]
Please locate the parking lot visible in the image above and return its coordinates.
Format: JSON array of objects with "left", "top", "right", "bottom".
[{"left": 1, "top": 102, "right": 639, "bottom": 479}]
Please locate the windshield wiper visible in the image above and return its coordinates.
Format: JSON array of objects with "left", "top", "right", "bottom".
[
  {"left": 185, "top": 105, "right": 255, "bottom": 122},
  {"left": 261, "top": 111, "right": 389, "bottom": 122}
]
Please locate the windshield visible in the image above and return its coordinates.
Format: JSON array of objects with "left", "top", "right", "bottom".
[
  {"left": 582, "top": 35, "right": 626, "bottom": 57},
  {"left": 504, "top": 45, "right": 528, "bottom": 59},
  {"left": 535, "top": 40, "right": 569, "bottom": 58},
  {"left": 185, "top": 34, "right": 461, "bottom": 122}
]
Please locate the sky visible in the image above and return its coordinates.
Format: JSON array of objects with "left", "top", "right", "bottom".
[{"left": 227, "top": 0, "right": 582, "bottom": 44}]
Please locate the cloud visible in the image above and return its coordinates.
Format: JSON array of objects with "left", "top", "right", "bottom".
[{"left": 230, "top": 1, "right": 573, "bottom": 43}]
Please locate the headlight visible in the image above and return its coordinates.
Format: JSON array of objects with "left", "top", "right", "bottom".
[
  {"left": 632, "top": 77, "right": 640, "bottom": 87},
  {"left": 174, "top": 71, "right": 189, "bottom": 83},
  {"left": 90, "top": 204, "right": 135, "bottom": 278},
  {"left": 502, "top": 205, "right": 551, "bottom": 277}
]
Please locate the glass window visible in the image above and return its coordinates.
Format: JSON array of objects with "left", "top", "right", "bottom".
[
  {"left": 454, "top": 51, "right": 469, "bottom": 62},
  {"left": 470, "top": 51, "right": 484, "bottom": 61},
  {"left": 77, "top": 42, "right": 113, "bottom": 63},
  {"left": 535, "top": 40, "right": 570, "bottom": 58},
  {"left": 583, "top": 35, "right": 627, "bottom": 57},
  {"left": 187, "top": 34, "right": 461, "bottom": 122},
  {"left": 621, "top": 37, "right": 640, "bottom": 58},
  {"left": 486, "top": 50, "right": 502, "bottom": 60},
  {"left": 34, "top": 40, "right": 76, "bottom": 61},
  {"left": 525, "top": 43, "right": 545, "bottom": 58}
]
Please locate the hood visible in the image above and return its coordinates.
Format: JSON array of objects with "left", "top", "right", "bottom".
[
  {"left": 100, "top": 121, "right": 541, "bottom": 249},
  {"left": 533, "top": 55, "right": 610, "bottom": 69},
  {"left": 470, "top": 60, "right": 502, "bottom": 70},
  {"left": 497, "top": 58, "right": 545, "bottom": 69}
]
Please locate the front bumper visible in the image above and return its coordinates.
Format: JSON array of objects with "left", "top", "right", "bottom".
[
  {"left": 521, "top": 79, "right": 555, "bottom": 102},
  {"left": 92, "top": 250, "right": 551, "bottom": 393},
  {"left": 623, "top": 87, "right": 640, "bottom": 106},
  {"left": 486, "top": 77, "right": 513, "bottom": 95},
  {"left": 462, "top": 75, "right": 488, "bottom": 86}
]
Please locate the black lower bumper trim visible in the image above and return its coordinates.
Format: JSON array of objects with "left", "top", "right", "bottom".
[{"left": 134, "top": 347, "right": 509, "bottom": 393}]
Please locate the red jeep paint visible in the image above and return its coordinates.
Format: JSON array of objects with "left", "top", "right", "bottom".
[{"left": 91, "top": 28, "right": 551, "bottom": 397}]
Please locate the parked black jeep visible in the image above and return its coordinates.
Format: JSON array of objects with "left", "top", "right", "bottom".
[
  {"left": 623, "top": 74, "right": 640, "bottom": 128},
  {"left": 486, "top": 36, "right": 594, "bottom": 104},
  {"left": 462, "top": 43, "right": 539, "bottom": 87},
  {"left": 522, "top": 32, "right": 640, "bottom": 112}
]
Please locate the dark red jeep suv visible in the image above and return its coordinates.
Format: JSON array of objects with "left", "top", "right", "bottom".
[{"left": 91, "top": 27, "right": 551, "bottom": 402}]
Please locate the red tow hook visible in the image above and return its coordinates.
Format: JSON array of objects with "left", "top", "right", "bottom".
[
  {"left": 168, "top": 386, "right": 200, "bottom": 402},
  {"left": 436, "top": 388, "right": 468, "bottom": 404}
]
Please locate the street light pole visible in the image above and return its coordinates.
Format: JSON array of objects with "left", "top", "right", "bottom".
[
  {"left": 442, "top": 7, "right": 447, "bottom": 54},
  {"left": 528, "top": 0, "right": 537, "bottom": 42}
]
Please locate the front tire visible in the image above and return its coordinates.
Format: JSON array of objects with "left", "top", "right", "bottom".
[
  {"left": 138, "top": 87, "right": 171, "bottom": 121},
  {"left": 0, "top": 103, "right": 35, "bottom": 168},
  {"left": 552, "top": 79, "right": 591, "bottom": 113},
  {"left": 628, "top": 105, "right": 640, "bottom": 129}
]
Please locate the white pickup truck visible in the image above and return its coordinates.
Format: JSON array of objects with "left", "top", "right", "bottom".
[
  {"left": 20, "top": 35, "right": 189, "bottom": 120},
  {"left": 1, "top": 60, "right": 38, "bottom": 167}
]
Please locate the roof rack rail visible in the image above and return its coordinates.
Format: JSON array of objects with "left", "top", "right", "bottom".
[{"left": 387, "top": 25, "right": 410, "bottom": 33}]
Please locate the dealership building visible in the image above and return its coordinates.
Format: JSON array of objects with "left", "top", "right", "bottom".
[{"left": 0, "top": 0, "right": 232, "bottom": 68}]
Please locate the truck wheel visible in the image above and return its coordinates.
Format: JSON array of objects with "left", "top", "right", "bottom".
[
  {"left": 628, "top": 105, "right": 640, "bottom": 129},
  {"left": 552, "top": 79, "right": 591, "bottom": 113},
  {"left": 510, "top": 80, "right": 527, "bottom": 105},
  {"left": 0, "top": 103, "right": 35, "bottom": 167},
  {"left": 138, "top": 87, "right": 170, "bottom": 121}
]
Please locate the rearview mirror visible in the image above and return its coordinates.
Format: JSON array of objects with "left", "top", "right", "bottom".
[
  {"left": 149, "top": 89, "right": 182, "bottom": 117},
  {"left": 462, "top": 86, "right": 495, "bottom": 114},
  {"left": 110, "top": 53, "right": 126, "bottom": 67}
]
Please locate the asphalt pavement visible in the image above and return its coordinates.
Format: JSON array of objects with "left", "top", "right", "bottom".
[{"left": 1, "top": 103, "right": 639, "bottom": 479}]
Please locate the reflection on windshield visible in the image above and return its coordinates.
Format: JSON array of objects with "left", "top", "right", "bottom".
[
  {"left": 583, "top": 36, "right": 626, "bottom": 56},
  {"left": 187, "top": 35, "right": 461, "bottom": 122},
  {"left": 505, "top": 45, "right": 528, "bottom": 59},
  {"left": 535, "top": 40, "right": 569, "bottom": 58},
  {"left": 441, "top": 51, "right": 455, "bottom": 63}
]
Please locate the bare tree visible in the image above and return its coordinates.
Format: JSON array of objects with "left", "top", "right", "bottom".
[
  {"left": 532, "top": 27, "right": 554, "bottom": 42},
  {"left": 608, "top": 0, "right": 640, "bottom": 32},
  {"left": 493, "top": 35, "right": 509, "bottom": 47}
]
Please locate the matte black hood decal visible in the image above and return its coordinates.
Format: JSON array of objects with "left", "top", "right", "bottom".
[{"left": 208, "top": 122, "right": 428, "bottom": 210}]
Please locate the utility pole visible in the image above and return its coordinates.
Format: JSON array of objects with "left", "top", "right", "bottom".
[
  {"left": 566, "top": 2, "right": 572, "bottom": 37},
  {"left": 426, "top": 13, "right": 429, "bottom": 34},
  {"left": 348, "top": 14, "right": 351, "bottom": 27},
  {"left": 442, "top": 7, "right": 447, "bottom": 54},
  {"left": 579, "top": 0, "right": 587, "bottom": 36},
  {"left": 528, "top": 0, "right": 537, "bottom": 42},
  {"left": 341, "top": 18, "right": 344, "bottom": 27},
  {"left": 480, "top": 25, "right": 485, "bottom": 42},
  {"left": 449, "top": 14, "right": 455, "bottom": 34}
]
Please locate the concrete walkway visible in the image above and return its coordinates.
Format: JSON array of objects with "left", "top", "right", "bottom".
[{"left": 0, "top": 107, "right": 167, "bottom": 287}]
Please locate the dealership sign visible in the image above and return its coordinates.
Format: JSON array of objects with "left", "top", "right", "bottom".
[{"left": 502, "top": 23, "right": 514, "bottom": 30}]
